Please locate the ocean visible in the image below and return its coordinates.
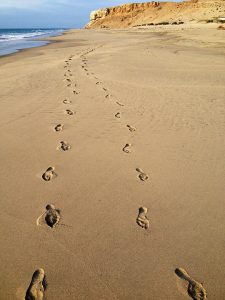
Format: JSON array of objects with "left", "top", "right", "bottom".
[{"left": 0, "top": 28, "right": 66, "bottom": 56}]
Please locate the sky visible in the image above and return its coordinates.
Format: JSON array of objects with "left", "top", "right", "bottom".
[{"left": 0, "top": 0, "right": 181, "bottom": 29}]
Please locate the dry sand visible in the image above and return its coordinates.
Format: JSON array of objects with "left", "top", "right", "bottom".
[{"left": 0, "top": 25, "right": 224, "bottom": 299}]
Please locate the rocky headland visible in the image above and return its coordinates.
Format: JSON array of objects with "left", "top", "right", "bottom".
[{"left": 85, "top": 0, "right": 225, "bottom": 29}]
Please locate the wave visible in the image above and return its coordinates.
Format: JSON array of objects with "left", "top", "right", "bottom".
[{"left": 0, "top": 29, "right": 64, "bottom": 42}]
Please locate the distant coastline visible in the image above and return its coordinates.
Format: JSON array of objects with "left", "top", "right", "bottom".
[{"left": 0, "top": 28, "right": 67, "bottom": 56}]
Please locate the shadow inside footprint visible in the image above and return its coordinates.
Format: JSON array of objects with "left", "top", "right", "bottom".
[
  {"left": 127, "top": 125, "right": 136, "bottom": 132},
  {"left": 123, "top": 143, "right": 131, "bottom": 153},
  {"left": 136, "top": 168, "right": 149, "bottom": 181},
  {"left": 116, "top": 101, "right": 124, "bottom": 106},
  {"left": 63, "top": 99, "right": 71, "bottom": 104},
  {"left": 25, "top": 268, "right": 47, "bottom": 300},
  {"left": 65, "top": 109, "right": 74, "bottom": 116},
  {"left": 45, "top": 204, "right": 61, "bottom": 228},
  {"left": 175, "top": 268, "right": 207, "bottom": 300},
  {"left": 136, "top": 207, "right": 149, "bottom": 229},
  {"left": 42, "top": 167, "right": 57, "bottom": 181},
  {"left": 115, "top": 112, "right": 121, "bottom": 118},
  {"left": 54, "top": 124, "right": 63, "bottom": 132},
  {"left": 60, "top": 141, "right": 71, "bottom": 151}
]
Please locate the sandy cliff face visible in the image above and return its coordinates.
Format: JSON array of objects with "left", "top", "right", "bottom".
[{"left": 85, "top": 0, "right": 225, "bottom": 29}]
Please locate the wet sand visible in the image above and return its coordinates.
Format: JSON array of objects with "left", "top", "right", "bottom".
[{"left": 0, "top": 26, "right": 225, "bottom": 299}]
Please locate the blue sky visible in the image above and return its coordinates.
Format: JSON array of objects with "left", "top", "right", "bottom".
[{"left": 0, "top": 0, "right": 181, "bottom": 29}]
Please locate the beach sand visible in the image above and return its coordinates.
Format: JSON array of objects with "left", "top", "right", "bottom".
[{"left": 0, "top": 26, "right": 224, "bottom": 299}]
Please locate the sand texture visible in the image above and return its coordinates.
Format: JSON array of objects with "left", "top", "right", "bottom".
[{"left": 0, "top": 27, "right": 225, "bottom": 299}]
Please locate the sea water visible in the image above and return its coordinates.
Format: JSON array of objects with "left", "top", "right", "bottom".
[{"left": 0, "top": 28, "right": 66, "bottom": 56}]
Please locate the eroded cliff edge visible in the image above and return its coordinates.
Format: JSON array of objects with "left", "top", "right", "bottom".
[{"left": 85, "top": 0, "right": 225, "bottom": 29}]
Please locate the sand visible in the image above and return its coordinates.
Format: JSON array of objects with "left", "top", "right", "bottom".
[{"left": 0, "top": 25, "right": 224, "bottom": 299}]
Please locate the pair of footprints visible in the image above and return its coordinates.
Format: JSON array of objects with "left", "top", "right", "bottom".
[
  {"left": 24, "top": 266, "right": 207, "bottom": 300},
  {"left": 26, "top": 206, "right": 61, "bottom": 298},
  {"left": 41, "top": 166, "right": 147, "bottom": 183},
  {"left": 54, "top": 109, "right": 74, "bottom": 131},
  {"left": 136, "top": 209, "right": 207, "bottom": 300},
  {"left": 122, "top": 144, "right": 149, "bottom": 181},
  {"left": 122, "top": 143, "right": 149, "bottom": 181},
  {"left": 42, "top": 142, "right": 70, "bottom": 181}
]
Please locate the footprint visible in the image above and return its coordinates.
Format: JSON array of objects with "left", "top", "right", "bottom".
[
  {"left": 45, "top": 204, "right": 61, "bottom": 228},
  {"left": 42, "top": 167, "right": 57, "bottom": 181},
  {"left": 127, "top": 124, "right": 136, "bottom": 132},
  {"left": 54, "top": 124, "right": 63, "bottom": 132},
  {"left": 115, "top": 112, "right": 121, "bottom": 118},
  {"left": 105, "top": 94, "right": 111, "bottom": 99},
  {"left": 73, "top": 90, "right": 79, "bottom": 95},
  {"left": 175, "top": 268, "right": 207, "bottom": 300},
  {"left": 66, "top": 78, "right": 71, "bottom": 82},
  {"left": 96, "top": 81, "right": 102, "bottom": 85},
  {"left": 67, "top": 84, "right": 71, "bottom": 87},
  {"left": 25, "top": 268, "right": 47, "bottom": 300},
  {"left": 136, "top": 168, "right": 149, "bottom": 181},
  {"left": 36, "top": 204, "right": 61, "bottom": 228},
  {"left": 102, "top": 87, "right": 107, "bottom": 92},
  {"left": 116, "top": 101, "right": 124, "bottom": 106},
  {"left": 136, "top": 207, "right": 149, "bottom": 229},
  {"left": 65, "top": 109, "right": 74, "bottom": 116},
  {"left": 63, "top": 99, "right": 71, "bottom": 104},
  {"left": 59, "top": 141, "right": 71, "bottom": 151},
  {"left": 123, "top": 143, "right": 131, "bottom": 153}
]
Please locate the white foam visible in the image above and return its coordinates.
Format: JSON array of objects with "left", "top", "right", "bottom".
[{"left": 0, "top": 29, "right": 63, "bottom": 42}]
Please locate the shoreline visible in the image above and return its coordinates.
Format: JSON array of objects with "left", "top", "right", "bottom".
[
  {"left": 0, "top": 28, "right": 72, "bottom": 59},
  {"left": 0, "top": 23, "right": 221, "bottom": 63},
  {"left": 0, "top": 26, "right": 224, "bottom": 299},
  {"left": 0, "top": 29, "right": 77, "bottom": 67}
]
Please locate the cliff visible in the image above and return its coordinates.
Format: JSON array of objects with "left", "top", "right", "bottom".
[{"left": 85, "top": 0, "right": 225, "bottom": 29}]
